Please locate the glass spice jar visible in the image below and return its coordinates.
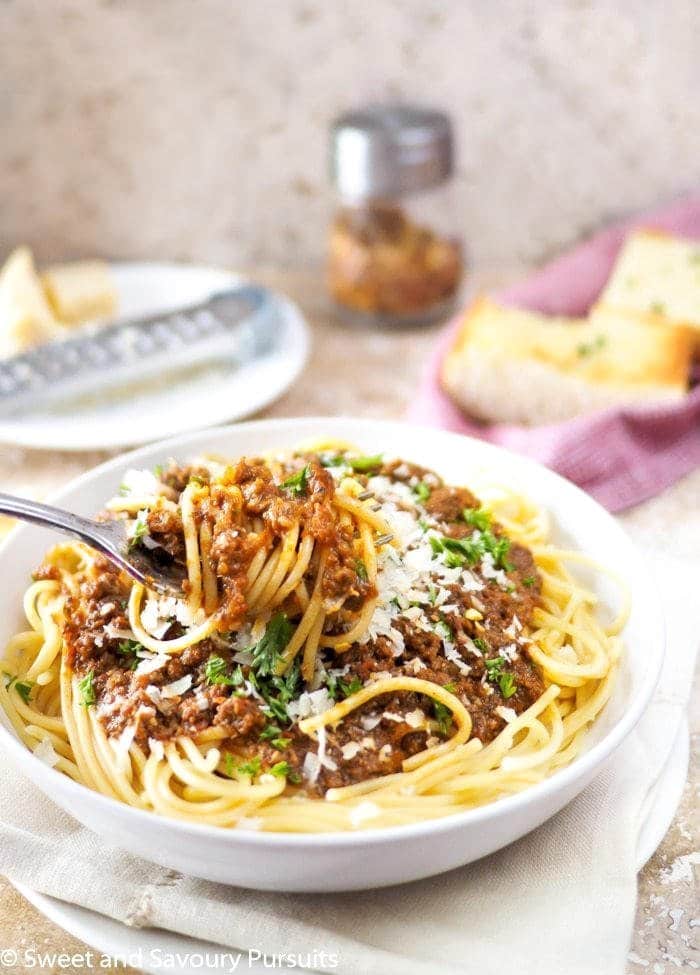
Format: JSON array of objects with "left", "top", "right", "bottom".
[{"left": 328, "top": 105, "right": 463, "bottom": 326}]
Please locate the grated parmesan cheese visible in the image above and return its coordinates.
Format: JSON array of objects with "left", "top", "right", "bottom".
[
  {"left": 34, "top": 737, "right": 59, "bottom": 768},
  {"left": 341, "top": 741, "right": 362, "bottom": 760},
  {"left": 496, "top": 706, "right": 517, "bottom": 723},
  {"left": 161, "top": 675, "right": 192, "bottom": 698},
  {"left": 286, "top": 688, "right": 334, "bottom": 721}
]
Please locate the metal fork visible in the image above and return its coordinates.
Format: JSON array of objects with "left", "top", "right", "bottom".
[{"left": 0, "top": 493, "right": 184, "bottom": 595}]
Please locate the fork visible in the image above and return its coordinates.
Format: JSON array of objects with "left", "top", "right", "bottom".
[{"left": 0, "top": 493, "right": 184, "bottom": 595}]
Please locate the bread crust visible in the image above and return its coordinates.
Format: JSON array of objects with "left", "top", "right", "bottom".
[{"left": 441, "top": 297, "right": 694, "bottom": 425}]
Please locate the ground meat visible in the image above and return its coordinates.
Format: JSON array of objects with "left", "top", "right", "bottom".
[
  {"left": 32, "top": 563, "right": 60, "bottom": 582},
  {"left": 57, "top": 456, "right": 548, "bottom": 797},
  {"left": 159, "top": 462, "right": 210, "bottom": 493},
  {"left": 147, "top": 504, "right": 185, "bottom": 562},
  {"left": 425, "top": 485, "right": 480, "bottom": 523}
]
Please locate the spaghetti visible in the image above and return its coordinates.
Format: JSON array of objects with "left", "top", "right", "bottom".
[{"left": 0, "top": 446, "right": 625, "bottom": 832}]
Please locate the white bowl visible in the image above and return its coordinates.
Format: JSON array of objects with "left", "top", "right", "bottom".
[{"left": 0, "top": 418, "right": 664, "bottom": 892}]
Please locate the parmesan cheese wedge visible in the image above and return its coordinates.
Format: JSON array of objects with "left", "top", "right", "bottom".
[
  {"left": 41, "top": 259, "right": 117, "bottom": 325},
  {"left": 441, "top": 297, "right": 694, "bottom": 425},
  {"left": 597, "top": 229, "right": 700, "bottom": 337},
  {"left": 0, "top": 247, "right": 63, "bottom": 358}
]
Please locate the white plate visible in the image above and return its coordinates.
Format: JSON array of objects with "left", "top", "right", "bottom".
[
  {"left": 0, "top": 418, "right": 665, "bottom": 893},
  {"left": 15, "top": 718, "right": 689, "bottom": 974},
  {"left": 0, "top": 263, "right": 310, "bottom": 451}
]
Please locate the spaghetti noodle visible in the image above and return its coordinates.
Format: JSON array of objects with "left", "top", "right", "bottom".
[{"left": 0, "top": 446, "right": 625, "bottom": 832}]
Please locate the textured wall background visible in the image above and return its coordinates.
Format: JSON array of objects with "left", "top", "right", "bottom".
[{"left": 2, "top": 0, "right": 699, "bottom": 270}]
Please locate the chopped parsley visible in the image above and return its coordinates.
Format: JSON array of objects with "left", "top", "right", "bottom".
[
  {"left": 118, "top": 640, "right": 144, "bottom": 670},
  {"left": 435, "top": 618, "right": 453, "bottom": 643},
  {"left": 433, "top": 700, "right": 453, "bottom": 736},
  {"left": 484, "top": 656, "right": 517, "bottom": 699},
  {"left": 327, "top": 673, "right": 362, "bottom": 701},
  {"left": 280, "top": 464, "right": 310, "bottom": 497},
  {"left": 129, "top": 511, "right": 149, "bottom": 549},
  {"left": 318, "top": 453, "right": 345, "bottom": 468},
  {"left": 78, "top": 670, "right": 96, "bottom": 708},
  {"left": 522, "top": 575, "right": 536, "bottom": 588},
  {"left": 259, "top": 724, "right": 291, "bottom": 750},
  {"left": 153, "top": 464, "right": 164, "bottom": 477},
  {"left": 443, "top": 681, "right": 457, "bottom": 693},
  {"left": 462, "top": 507, "right": 491, "bottom": 531},
  {"left": 270, "top": 760, "right": 291, "bottom": 778},
  {"left": 4, "top": 673, "right": 34, "bottom": 705},
  {"left": 223, "top": 753, "right": 235, "bottom": 777},
  {"left": 355, "top": 559, "right": 369, "bottom": 583},
  {"left": 348, "top": 454, "right": 383, "bottom": 473},
  {"left": 250, "top": 613, "right": 294, "bottom": 677},
  {"left": 429, "top": 529, "right": 513, "bottom": 572},
  {"left": 204, "top": 655, "right": 242, "bottom": 686},
  {"left": 237, "top": 756, "right": 262, "bottom": 778},
  {"left": 249, "top": 660, "right": 301, "bottom": 724},
  {"left": 576, "top": 334, "right": 606, "bottom": 357},
  {"left": 412, "top": 481, "right": 431, "bottom": 503},
  {"left": 472, "top": 637, "right": 489, "bottom": 653}
]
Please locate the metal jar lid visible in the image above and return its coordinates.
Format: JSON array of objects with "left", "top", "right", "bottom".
[{"left": 331, "top": 105, "right": 454, "bottom": 199}]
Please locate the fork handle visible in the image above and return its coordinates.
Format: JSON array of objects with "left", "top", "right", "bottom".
[{"left": 0, "top": 493, "right": 103, "bottom": 546}]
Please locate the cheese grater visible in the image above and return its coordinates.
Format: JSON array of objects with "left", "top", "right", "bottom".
[{"left": 0, "top": 285, "right": 274, "bottom": 416}]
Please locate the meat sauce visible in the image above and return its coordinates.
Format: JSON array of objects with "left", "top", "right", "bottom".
[{"left": 53, "top": 455, "right": 545, "bottom": 795}]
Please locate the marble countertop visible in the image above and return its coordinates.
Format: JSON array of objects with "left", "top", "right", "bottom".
[{"left": 0, "top": 268, "right": 697, "bottom": 974}]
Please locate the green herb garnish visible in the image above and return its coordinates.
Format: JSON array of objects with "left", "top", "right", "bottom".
[
  {"left": 4, "top": 673, "right": 34, "bottom": 705},
  {"left": 259, "top": 724, "right": 291, "bottom": 750},
  {"left": 250, "top": 613, "right": 294, "bottom": 677},
  {"left": 270, "top": 760, "right": 291, "bottom": 778},
  {"left": 355, "top": 559, "right": 369, "bottom": 583},
  {"left": 319, "top": 453, "right": 345, "bottom": 468},
  {"left": 204, "top": 655, "right": 239, "bottom": 686},
  {"left": 484, "top": 656, "right": 517, "bottom": 698},
  {"left": 473, "top": 637, "right": 489, "bottom": 653},
  {"left": 327, "top": 673, "right": 362, "bottom": 701},
  {"left": 238, "top": 756, "right": 262, "bottom": 778},
  {"left": 522, "top": 576, "right": 536, "bottom": 588},
  {"left": 78, "top": 670, "right": 96, "bottom": 708},
  {"left": 280, "top": 465, "right": 310, "bottom": 497},
  {"left": 412, "top": 482, "right": 431, "bottom": 503},
  {"left": 348, "top": 454, "right": 383, "bottom": 473},
  {"left": 250, "top": 659, "right": 301, "bottom": 725},
  {"left": 435, "top": 619, "right": 453, "bottom": 643},
  {"left": 433, "top": 700, "right": 453, "bottom": 736},
  {"left": 462, "top": 507, "right": 491, "bottom": 531},
  {"left": 577, "top": 334, "right": 606, "bottom": 357},
  {"left": 118, "top": 640, "right": 144, "bottom": 670},
  {"left": 129, "top": 511, "right": 149, "bottom": 549}
]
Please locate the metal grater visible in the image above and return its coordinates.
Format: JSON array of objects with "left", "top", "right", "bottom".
[{"left": 0, "top": 285, "right": 274, "bottom": 417}]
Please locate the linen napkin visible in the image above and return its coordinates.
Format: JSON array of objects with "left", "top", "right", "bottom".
[
  {"left": 408, "top": 192, "right": 700, "bottom": 513},
  {"left": 0, "top": 554, "right": 697, "bottom": 975}
]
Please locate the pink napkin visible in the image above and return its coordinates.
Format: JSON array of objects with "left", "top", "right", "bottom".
[{"left": 408, "top": 194, "right": 700, "bottom": 512}]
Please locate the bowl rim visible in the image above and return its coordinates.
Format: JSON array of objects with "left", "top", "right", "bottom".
[{"left": 0, "top": 416, "right": 665, "bottom": 849}]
